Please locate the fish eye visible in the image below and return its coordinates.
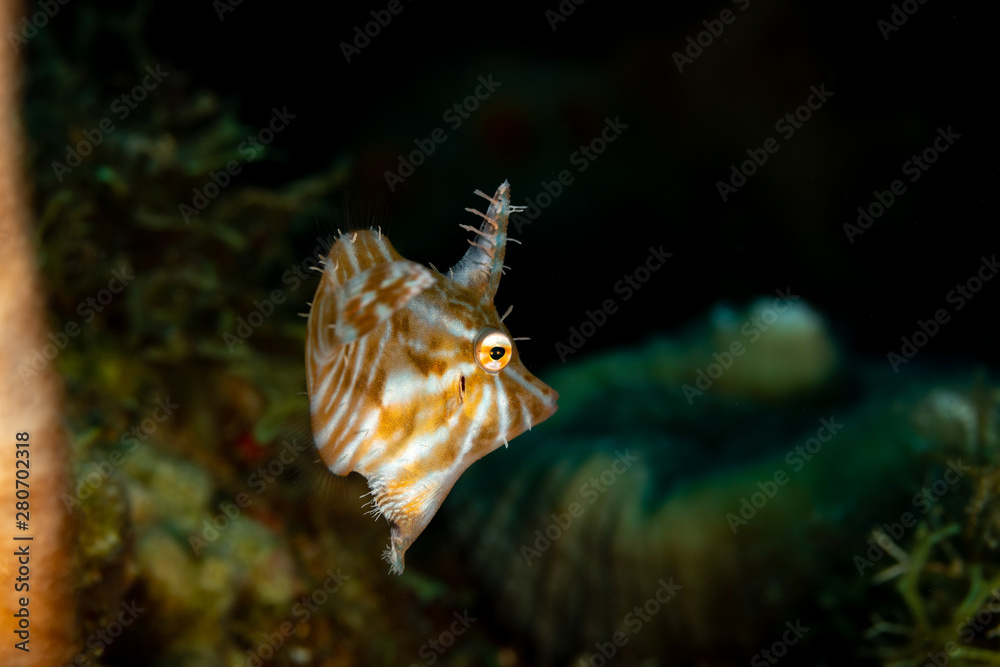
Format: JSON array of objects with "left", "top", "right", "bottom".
[{"left": 475, "top": 329, "right": 513, "bottom": 373}]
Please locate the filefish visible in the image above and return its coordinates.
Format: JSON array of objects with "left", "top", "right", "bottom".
[{"left": 305, "top": 181, "right": 558, "bottom": 574}]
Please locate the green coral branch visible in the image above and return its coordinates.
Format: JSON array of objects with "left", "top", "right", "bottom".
[
  {"left": 879, "top": 522, "right": 1000, "bottom": 665},
  {"left": 895, "top": 523, "right": 961, "bottom": 632}
]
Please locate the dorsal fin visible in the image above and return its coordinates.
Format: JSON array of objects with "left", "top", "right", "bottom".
[
  {"left": 450, "top": 181, "right": 512, "bottom": 304},
  {"left": 331, "top": 260, "right": 435, "bottom": 345}
]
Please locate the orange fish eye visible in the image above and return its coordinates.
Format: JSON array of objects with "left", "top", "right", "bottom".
[{"left": 475, "top": 329, "right": 513, "bottom": 373}]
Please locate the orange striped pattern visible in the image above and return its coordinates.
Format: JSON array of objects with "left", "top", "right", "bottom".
[{"left": 306, "top": 182, "right": 558, "bottom": 574}]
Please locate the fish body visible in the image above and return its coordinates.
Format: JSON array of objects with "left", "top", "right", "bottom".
[{"left": 306, "top": 181, "right": 558, "bottom": 574}]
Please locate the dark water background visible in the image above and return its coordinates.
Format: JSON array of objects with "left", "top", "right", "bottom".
[{"left": 37, "top": 0, "right": 995, "bottom": 372}]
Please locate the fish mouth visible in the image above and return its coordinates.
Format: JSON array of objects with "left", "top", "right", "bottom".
[
  {"left": 520, "top": 385, "right": 560, "bottom": 433},
  {"left": 542, "top": 390, "right": 559, "bottom": 419}
]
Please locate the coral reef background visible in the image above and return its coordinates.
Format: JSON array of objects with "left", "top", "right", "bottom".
[{"left": 2, "top": 0, "right": 997, "bottom": 665}]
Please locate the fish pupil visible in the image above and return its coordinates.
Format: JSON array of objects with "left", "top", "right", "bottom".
[{"left": 490, "top": 347, "right": 505, "bottom": 360}]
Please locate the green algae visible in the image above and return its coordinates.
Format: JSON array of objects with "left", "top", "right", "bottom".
[{"left": 865, "top": 378, "right": 1000, "bottom": 666}]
